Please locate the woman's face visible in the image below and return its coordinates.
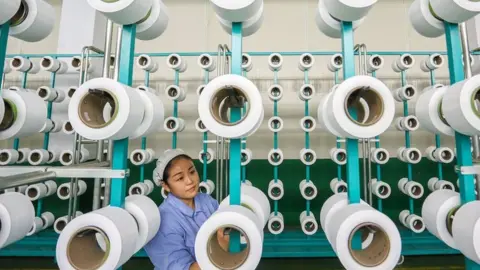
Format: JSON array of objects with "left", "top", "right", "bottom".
[{"left": 162, "top": 158, "right": 200, "bottom": 200}]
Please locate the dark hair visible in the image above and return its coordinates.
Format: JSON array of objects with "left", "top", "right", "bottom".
[{"left": 162, "top": 154, "right": 194, "bottom": 184}]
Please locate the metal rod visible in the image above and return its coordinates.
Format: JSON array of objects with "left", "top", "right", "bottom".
[
  {"left": 0, "top": 171, "right": 56, "bottom": 190},
  {"left": 215, "top": 44, "right": 224, "bottom": 201},
  {"left": 93, "top": 19, "right": 114, "bottom": 211}
]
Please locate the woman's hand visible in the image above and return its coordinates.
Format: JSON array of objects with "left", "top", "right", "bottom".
[
  {"left": 189, "top": 262, "right": 201, "bottom": 270},
  {"left": 216, "top": 227, "right": 231, "bottom": 252}
]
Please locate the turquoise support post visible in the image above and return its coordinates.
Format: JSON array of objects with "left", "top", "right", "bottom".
[
  {"left": 110, "top": 24, "right": 137, "bottom": 208},
  {"left": 229, "top": 22, "right": 243, "bottom": 253},
  {"left": 400, "top": 71, "right": 415, "bottom": 214},
  {"left": 341, "top": 22, "right": 360, "bottom": 204},
  {"left": 333, "top": 71, "right": 343, "bottom": 186},
  {"left": 303, "top": 70, "right": 311, "bottom": 215},
  {"left": 139, "top": 71, "right": 150, "bottom": 183},
  {"left": 444, "top": 22, "right": 479, "bottom": 270},
  {"left": 341, "top": 21, "right": 361, "bottom": 249},
  {"left": 0, "top": 23, "right": 9, "bottom": 90},
  {"left": 172, "top": 71, "right": 179, "bottom": 149},
  {"left": 371, "top": 71, "right": 383, "bottom": 212},
  {"left": 429, "top": 70, "right": 444, "bottom": 180},
  {"left": 273, "top": 70, "right": 279, "bottom": 216},
  {"left": 202, "top": 70, "right": 209, "bottom": 183},
  {"left": 241, "top": 70, "right": 247, "bottom": 183}
]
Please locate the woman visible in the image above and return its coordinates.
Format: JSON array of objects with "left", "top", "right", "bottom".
[{"left": 144, "top": 149, "right": 229, "bottom": 270}]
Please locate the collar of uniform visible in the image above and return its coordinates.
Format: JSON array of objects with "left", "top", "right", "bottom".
[{"left": 166, "top": 193, "right": 204, "bottom": 217}]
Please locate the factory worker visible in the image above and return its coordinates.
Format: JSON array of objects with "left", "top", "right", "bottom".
[{"left": 144, "top": 148, "right": 229, "bottom": 270}]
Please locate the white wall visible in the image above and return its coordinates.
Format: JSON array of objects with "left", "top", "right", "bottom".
[{"left": 3, "top": 0, "right": 459, "bottom": 160}]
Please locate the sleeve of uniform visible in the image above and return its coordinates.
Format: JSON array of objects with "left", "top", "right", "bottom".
[{"left": 144, "top": 213, "right": 195, "bottom": 270}]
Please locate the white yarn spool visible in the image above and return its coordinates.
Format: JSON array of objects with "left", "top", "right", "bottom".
[
  {"left": 70, "top": 56, "right": 93, "bottom": 73},
  {"left": 268, "top": 180, "right": 284, "bottom": 200},
  {"left": 9, "top": 0, "right": 55, "bottom": 42},
  {"left": 370, "top": 147, "right": 390, "bottom": 164},
  {"left": 327, "top": 203, "right": 402, "bottom": 270},
  {"left": 10, "top": 56, "right": 31, "bottom": 73},
  {"left": 40, "top": 56, "right": 67, "bottom": 74},
  {"left": 216, "top": 4, "right": 264, "bottom": 38},
  {"left": 329, "top": 148, "right": 347, "bottom": 165},
  {"left": 330, "top": 178, "right": 348, "bottom": 194},
  {"left": 129, "top": 182, "right": 150, "bottom": 196},
  {"left": 53, "top": 212, "right": 83, "bottom": 234},
  {"left": 0, "top": 149, "right": 19, "bottom": 165},
  {"left": 298, "top": 84, "right": 316, "bottom": 101},
  {"left": 395, "top": 115, "right": 420, "bottom": 132},
  {"left": 166, "top": 54, "right": 187, "bottom": 72},
  {"left": 3, "top": 60, "right": 11, "bottom": 74},
  {"left": 267, "top": 148, "right": 283, "bottom": 166},
  {"left": 25, "top": 183, "right": 48, "bottom": 201},
  {"left": 298, "top": 53, "right": 315, "bottom": 71},
  {"left": 46, "top": 148, "right": 60, "bottom": 164},
  {"left": 300, "top": 148, "right": 317, "bottom": 166},
  {"left": 268, "top": 116, "right": 283, "bottom": 133},
  {"left": 428, "top": 177, "right": 455, "bottom": 192},
  {"left": 26, "top": 216, "right": 44, "bottom": 236},
  {"left": 397, "top": 147, "right": 422, "bottom": 164},
  {"left": 86, "top": 0, "right": 153, "bottom": 25},
  {"left": 393, "top": 84, "right": 417, "bottom": 102},
  {"left": 136, "top": 54, "right": 158, "bottom": 73},
  {"left": 433, "top": 147, "right": 455, "bottom": 163},
  {"left": 199, "top": 180, "right": 215, "bottom": 195},
  {"left": 59, "top": 148, "right": 92, "bottom": 166},
  {"left": 267, "top": 84, "right": 284, "bottom": 101},
  {"left": 422, "top": 54, "right": 444, "bottom": 71},
  {"left": 16, "top": 148, "right": 30, "bottom": 164},
  {"left": 300, "top": 116, "right": 316, "bottom": 132},
  {"left": 268, "top": 53, "right": 283, "bottom": 71},
  {"left": 317, "top": 92, "right": 343, "bottom": 137},
  {"left": 0, "top": 193, "right": 35, "bottom": 248},
  {"left": 367, "top": 55, "right": 384, "bottom": 73},
  {"left": 196, "top": 85, "right": 206, "bottom": 96},
  {"left": 40, "top": 212, "right": 55, "bottom": 230},
  {"left": 398, "top": 178, "right": 424, "bottom": 199},
  {"left": 429, "top": 0, "right": 480, "bottom": 23},
  {"left": 163, "top": 117, "right": 185, "bottom": 133},
  {"left": 328, "top": 54, "right": 343, "bottom": 72},
  {"left": 28, "top": 149, "right": 49, "bottom": 166},
  {"left": 422, "top": 189, "right": 460, "bottom": 249},
  {"left": 69, "top": 78, "right": 145, "bottom": 140},
  {"left": 199, "top": 148, "right": 215, "bottom": 164},
  {"left": 326, "top": 75, "right": 395, "bottom": 139},
  {"left": 299, "top": 179, "right": 318, "bottom": 200},
  {"left": 268, "top": 212, "right": 284, "bottom": 235},
  {"left": 242, "top": 53, "right": 253, "bottom": 72},
  {"left": 425, "top": 146, "right": 436, "bottom": 161},
  {"left": 442, "top": 75, "right": 480, "bottom": 136},
  {"left": 0, "top": 88, "right": 47, "bottom": 140},
  {"left": 323, "top": 0, "right": 378, "bottom": 22},
  {"left": 136, "top": 0, "right": 169, "bottom": 41},
  {"left": 57, "top": 181, "right": 87, "bottom": 200},
  {"left": 195, "top": 118, "right": 208, "bottom": 133},
  {"left": 44, "top": 180, "right": 57, "bottom": 197},
  {"left": 56, "top": 206, "right": 139, "bottom": 269},
  {"left": 198, "top": 54, "right": 216, "bottom": 72},
  {"left": 128, "top": 87, "right": 164, "bottom": 139},
  {"left": 300, "top": 211, "right": 318, "bottom": 236},
  {"left": 198, "top": 74, "right": 264, "bottom": 139},
  {"left": 399, "top": 210, "right": 425, "bottom": 233},
  {"left": 220, "top": 184, "right": 270, "bottom": 227},
  {"left": 394, "top": 54, "right": 415, "bottom": 72},
  {"left": 369, "top": 178, "right": 391, "bottom": 199},
  {"left": 36, "top": 86, "right": 66, "bottom": 103},
  {"left": 194, "top": 205, "right": 263, "bottom": 270},
  {"left": 0, "top": 0, "right": 21, "bottom": 25},
  {"left": 415, "top": 84, "right": 454, "bottom": 136},
  {"left": 241, "top": 148, "right": 253, "bottom": 166},
  {"left": 211, "top": 0, "right": 263, "bottom": 22},
  {"left": 452, "top": 200, "right": 480, "bottom": 263},
  {"left": 39, "top": 119, "right": 54, "bottom": 133},
  {"left": 409, "top": 0, "right": 445, "bottom": 38},
  {"left": 314, "top": 0, "right": 365, "bottom": 39},
  {"left": 130, "top": 149, "right": 154, "bottom": 166},
  {"left": 165, "top": 85, "right": 186, "bottom": 102}
]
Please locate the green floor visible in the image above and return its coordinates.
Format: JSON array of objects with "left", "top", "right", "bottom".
[{"left": 0, "top": 255, "right": 466, "bottom": 269}]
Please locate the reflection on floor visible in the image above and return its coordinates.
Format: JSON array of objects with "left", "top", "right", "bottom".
[{"left": 0, "top": 255, "right": 467, "bottom": 269}]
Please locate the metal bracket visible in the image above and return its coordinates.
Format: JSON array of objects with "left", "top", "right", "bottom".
[
  {"left": 0, "top": 166, "right": 128, "bottom": 179},
  {"left": 457, "top": 164, "right": 480, "bottom": 175}
]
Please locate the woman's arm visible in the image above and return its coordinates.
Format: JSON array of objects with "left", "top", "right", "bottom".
[{"left": 189, "top": 262, "right": 201, "bottom": 270}]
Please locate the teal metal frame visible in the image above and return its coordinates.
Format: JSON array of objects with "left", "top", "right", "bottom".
[{"left": 444, "top": 22, "right": 479, "bottom": 270}]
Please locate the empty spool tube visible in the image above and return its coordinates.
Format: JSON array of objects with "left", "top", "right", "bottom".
[
  {"left": 267, "top": 84, "right": 284, "bottom": 101},
  {"left": 268, "top": 179, "right": 284, "bottom": 200},
  {"left": 330, "top": 178, "right": 348, "bottom": 194},
  {"left": 298, "top": 53, "right": 315, "bottom": 71},
  {"left": 329, "top": 148, "right": 347, "bottom": 165},
  {"left": 300, "top": 148, "right": 317, "bottom": 166},
  {"left": 268, "top": 116, "right": 283, "bottom": 133},
  {"left": 267, "top": 148, "right": 284, "bottom": 166},
  {"left": 163, "top": 117, "right": 185, "bottom": 133},
  {"left": 300, "top": 210, "right": 318, "bottom": 236},
  {"left": 393, "top": 84, "right": 417, "bottom": 102},
  {"left": 299, "top": 179, "right": 318, "bottom": 200},
  {"left": 241, "top": 148, "right": 253, "bottom": 166},
  {"left": 370, "top": 147, "right": 390, "bottom": 164},
  {"left": 268, "top": 53, "right": 283, "bottom": 71},
  {"left": 268, "top": 212, "right": 284, "bottom": 235},
  {"left": 369, "top": 178, "right": 391, "bottom": 199},
  {"left": 298, "top": 84, "right": 316, "bottom": 101},
  {"left": 199, "top": 148, "right": 215, "bottom": 164}
]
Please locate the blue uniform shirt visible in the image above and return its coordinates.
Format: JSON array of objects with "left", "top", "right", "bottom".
[{"left": 144, "top": 192, "right": 219, "bottom": 270}]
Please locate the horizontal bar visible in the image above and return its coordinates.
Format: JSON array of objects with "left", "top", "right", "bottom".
[
  {"left": 0, "top": 164, "right": 126, "bottom": 179},
  {"left": 458, "top": 165, "right": 480, "bottom": 175},
  {"left": 0, "top": 171, "right": 56, "bottom": 190},
  {"left": 5, "top": 53, "right": 104, "bottom": 58}
]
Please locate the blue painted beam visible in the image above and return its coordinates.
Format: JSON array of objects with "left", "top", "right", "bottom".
[{"left": 110, "top": 24, "right": 137, "bottom": 208}]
